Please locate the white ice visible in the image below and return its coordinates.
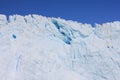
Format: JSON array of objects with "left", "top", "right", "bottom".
[{"left": 0, "top": 14, "right": 120, "bottom": 80}]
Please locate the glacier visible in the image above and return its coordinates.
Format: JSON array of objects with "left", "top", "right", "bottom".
[{"left": 0, "top": 14, "right": 120, "bottom": 80}]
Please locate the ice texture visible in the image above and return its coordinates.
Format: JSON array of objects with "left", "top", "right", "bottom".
[{"left": 0, "top": 14, "right": 120, "bottom": 80}]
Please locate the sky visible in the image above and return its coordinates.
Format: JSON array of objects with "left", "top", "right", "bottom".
[{"left": 0, "top": 0, "right": 120, "bottom": 24}]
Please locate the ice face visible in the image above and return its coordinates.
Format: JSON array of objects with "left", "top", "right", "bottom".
[{"left": 0, "top": 14, "right": 120, "bottom": 80}]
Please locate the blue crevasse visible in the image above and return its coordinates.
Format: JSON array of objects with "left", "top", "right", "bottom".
[{"left": 12, "top": 34, "right": 16, "bottom": 39}]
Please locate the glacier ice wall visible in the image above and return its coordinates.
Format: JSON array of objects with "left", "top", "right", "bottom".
[{"left": 0, "top": 14, "right": 120, "bottom": 80}]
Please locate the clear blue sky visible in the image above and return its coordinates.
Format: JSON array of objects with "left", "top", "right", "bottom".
[{"left": 0, "top": 0, "right": 120, "bottom": 24}]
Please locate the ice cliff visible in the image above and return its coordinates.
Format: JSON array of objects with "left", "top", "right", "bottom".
[{"left": 0, "top": 14, "right": 120, "bottom": 80}]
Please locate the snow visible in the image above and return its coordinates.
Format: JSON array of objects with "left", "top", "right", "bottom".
[{"left": 0, "top": 14, "right": 120, "bottom": 80}]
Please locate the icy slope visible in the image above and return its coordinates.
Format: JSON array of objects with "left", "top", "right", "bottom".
[{"left": 0, "top": 14, "right": 120, "bottom": 80}]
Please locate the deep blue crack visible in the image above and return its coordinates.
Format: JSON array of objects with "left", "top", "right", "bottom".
[
  {"left": 12, "top": 34, "right": 16, "bottom": 39},
  {"left": 52, "top": 20, "right": 72, "bottom": 44}
]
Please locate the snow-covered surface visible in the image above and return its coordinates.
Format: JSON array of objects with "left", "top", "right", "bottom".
[{"left": 0, "top": 14, "right": 120, "bottom": 80}]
